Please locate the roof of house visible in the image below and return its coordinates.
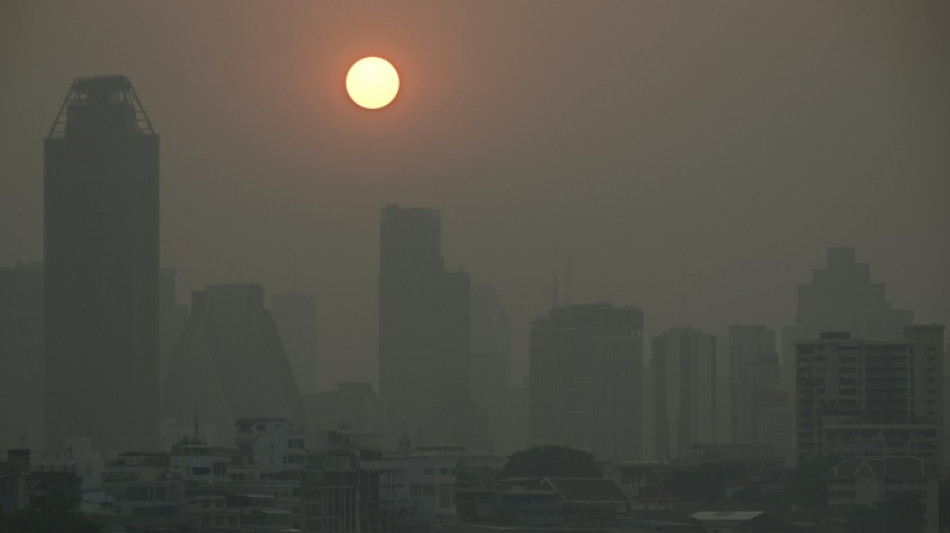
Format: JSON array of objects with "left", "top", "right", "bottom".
[
  {"left": 542, "top": 477, "right": 630, "bottom": 503},
  {"left": 823, "top": 457, "right": 939, "bottom": 479}
]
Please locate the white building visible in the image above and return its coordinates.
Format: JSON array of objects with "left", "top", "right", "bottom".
[{"left": 235, "top": 417, "right": 307, "bottom": 474}]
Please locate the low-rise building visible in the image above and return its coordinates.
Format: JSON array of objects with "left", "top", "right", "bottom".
[
  {"left": 0, "top": 449, "right": 81, "bottom": 515},
  {"left": 825, "top": 456, "right": 939, "bottom": 533}
]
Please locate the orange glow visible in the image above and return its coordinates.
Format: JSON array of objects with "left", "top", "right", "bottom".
[{"left": 345, "top": 57, "right": 399, "bottom": 110}]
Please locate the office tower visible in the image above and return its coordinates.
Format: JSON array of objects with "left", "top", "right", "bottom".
[
  {"left": 377, "top": 205, "right": 483, "bottom": 449},
  {"left": 162, "top": 284, "right": 305, "bottom": 445},
  {"left": 44, "top": 76, "right": 160, "bottom": 453},
  {"left": 470, "top": 283, "right": 511, "bottom": 444},
  {"left": 271, "top": 290, "right": 319, "bottom": 394},
  {"left": 782, "top": 247, "right": 913, "bottom": 394},
  {"left": 653, "top": 327, "right": 717, "bottom": 460},
  {"left": 795, "top": 326, "right": 944, "bottom": 467},
  {"left": 159, "top": 268, "right": 188, "bottom": 381},
  {"left": 728, "top": 326, "right": 792, "bottom": 460},
  {"left": 530, "top": 303, "right": 644, "bottom": 461},
  {"left": 0, "top": 263, "right": 44, "bottom": 452}
]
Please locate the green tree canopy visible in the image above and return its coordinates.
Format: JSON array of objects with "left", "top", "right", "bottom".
[{"left": 499, "top": 445, "right": 600, "bottom": 479}]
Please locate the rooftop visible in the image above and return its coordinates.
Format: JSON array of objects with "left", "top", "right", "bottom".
[{"left": 824, "top": 456, "right": 938, "bottom": 479}]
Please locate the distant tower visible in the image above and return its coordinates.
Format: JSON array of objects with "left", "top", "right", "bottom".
[
  {"left": 377, "top": 205, "right": 485, "bottom": 449},
  {"left": 782, "top": 247, "right": 914, "bottom": 394},
  {"left": 44, "top": 76, "right": 160, "bottom": 453},
  {"left": 271, "top": 290, "right": 319, "bottom": 393},
  {"left": 162, "top": 284, "right": 305, "bottom": 445},
  {"left": 653, "top": 327, "right": 717, "bottom": 460},
  {"left": 728, "top": 325, "right": 793, "bottom": 460},
  {"left": 470, "top": 283, "right": 511, "bottom": 445},
  {"left": 159, "top": 268, "right": 188, "bottom": 381},
  {"left": 0, "top": 262, "right": 44, "bottom": 452},
  {"left": 529, "top": 303, "right": 644, "bottom": 461},
  {"left": 795, "top": 326, "right": 944, "bottom": 467}
]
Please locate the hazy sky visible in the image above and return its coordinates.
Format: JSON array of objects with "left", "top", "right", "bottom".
[{"left": 2, "top": 1, "right": 948, "bottom": 387}]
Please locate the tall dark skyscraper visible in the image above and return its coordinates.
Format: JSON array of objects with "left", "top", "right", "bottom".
[
  {"left": 529, "top": 303, "right": 644, "bottom": 461},
  {"left": 44, "top": 76, "right": 160, "bottom": 453},
  {"left": 377, "top": 205, "right": 484, "bottom": 449}
]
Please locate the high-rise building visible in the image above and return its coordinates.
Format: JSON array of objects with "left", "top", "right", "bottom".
[
  {"left": 44, "top": 76, "right": 160, "bottom": 453},
  {"left": 470, "top": 283, "right": 511, "bottom": 445},
  {"left": 271, "top": 290, "right": 319, "bottom": 394},
  {"left": 653, "top": 327, "right": 717, "bottom": 460},
  {"left": 159, "top": 268, "right": 188, "bottom": 381},
  {"left": 795, "top": 326, "right": 944, "bottom": 467},
  {"left": 530, "top": 303, "right": 644, "bottom": 461},
  {"left": 782, "top": 247, "right": 913, "bottom": 394},
  {"left": 377, "top": 205, "right": 483, "bottom": 449},
  {"left": 161, "top": 284, "right": 305, "bottom": 446},
  {"left": 728, "top": 325, "right": 792, "bottom": 460},
  {"left": 0, "top": 262, "right": 44, "bottom": 452}
]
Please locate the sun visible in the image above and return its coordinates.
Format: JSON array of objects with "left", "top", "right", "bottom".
[{"left": 346, "top": 57, "right": 400, "bottom": 110}]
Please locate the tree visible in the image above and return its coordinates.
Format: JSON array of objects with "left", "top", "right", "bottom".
[
  {"left": 874, "top": 492, "right": 925, "bottom": 533},
  {"left": 665, "top": 462, "right": 744, "bottom": 505},
  {"left": 791, "top": 455, "right": 842, "bottom": 510},
  {"left": 499, "top": 445, "right": 599, "bottom": 479}
]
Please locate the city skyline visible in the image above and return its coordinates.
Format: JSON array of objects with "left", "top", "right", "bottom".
[
  {"left": 1, "top": 4, "right": 949, "bottom": 529},
  {"left": 2, "top": 1, "right": 948, "bottom": 386}
]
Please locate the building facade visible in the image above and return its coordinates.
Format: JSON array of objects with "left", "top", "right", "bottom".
[
  {"left": 530, "top": 303, "right": 644, "bottom": 461},
  {"left": 796, "top": 326, "right": 944, "bottom": 467},
  {"left": 652, "top": 327, "right": 717, "bottom": 460},
  {"left": 44, "top": 75, "right": 160, "bottom": 453},
  {"left": 782, "top": 247, "right": 914, "bottom": 395},
  {"left": 728, "top": 325, "right": 793, "bottom": 461},
  {"left": 378, "top": 205, "right": 483, "bottom": 450}
]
